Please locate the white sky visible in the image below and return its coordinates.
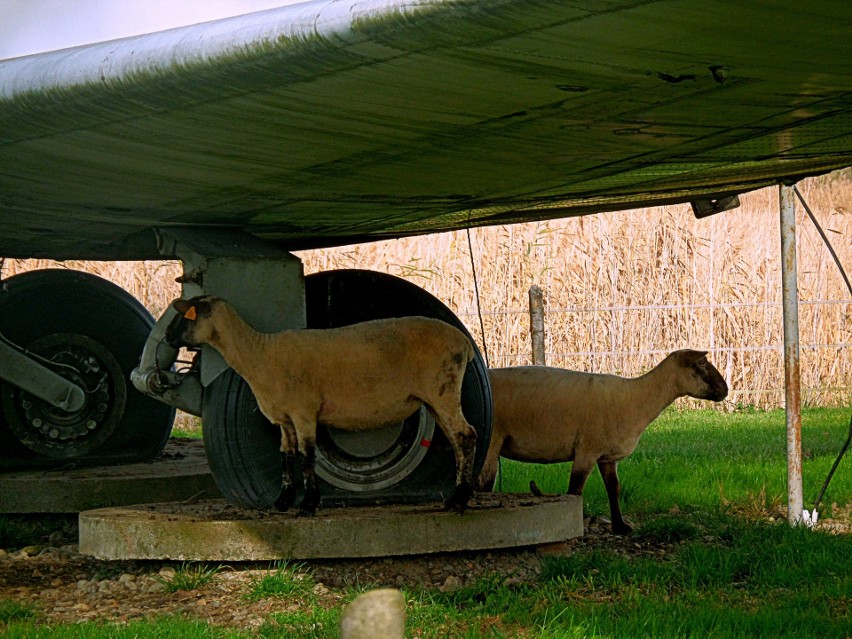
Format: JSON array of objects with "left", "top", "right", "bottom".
[{"left": 0, "top": 0, "right": 305, "bottom": 60}]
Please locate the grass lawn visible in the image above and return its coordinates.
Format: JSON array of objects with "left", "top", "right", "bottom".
[
  {"left": 2, "top": 407, "right": 850, "bottom": 638},
  {"left": 407, "top": 406, "right": 852, "bottom": 638}
]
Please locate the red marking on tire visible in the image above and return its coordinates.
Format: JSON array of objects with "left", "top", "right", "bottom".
[{"left": 420, "top": 438, "right": 431, "bottom": 448}]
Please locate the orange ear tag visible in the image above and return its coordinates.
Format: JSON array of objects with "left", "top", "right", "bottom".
[{"left": 184, "top": 306, "right": 197, "bottom": 321}]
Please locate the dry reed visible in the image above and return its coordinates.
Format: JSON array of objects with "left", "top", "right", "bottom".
[{"left": 4, "top": 172, "right": 850, "bottom": 410}]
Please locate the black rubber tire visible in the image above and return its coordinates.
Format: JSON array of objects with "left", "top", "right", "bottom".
[
  {"left": 201, "top": 368, "right": 283, "bottom": 509},
  {"left": 0, "top": 269, "right": 175, "bottom": 470},
  {"left": 201, "top": 269, "right": 492, "bottom": 509}
]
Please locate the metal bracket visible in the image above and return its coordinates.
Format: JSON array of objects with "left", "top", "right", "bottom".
[
  {"left": 691, "top": 194, "right": 741, "bottom": 219},
  {"left": 131, "top": 228, "right": 306, "bottom": 414},
  {"left": 129, "top": 306, "right": 203, "bottom": 416}
]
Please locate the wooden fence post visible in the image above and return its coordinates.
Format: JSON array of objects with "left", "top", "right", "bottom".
[{"left": 529, "top": 285, "right": 546, "bottom": 366}]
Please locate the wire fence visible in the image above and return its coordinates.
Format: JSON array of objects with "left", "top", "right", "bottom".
[{"left": 457, "top": 295, "right": 852, "bottom": 409}]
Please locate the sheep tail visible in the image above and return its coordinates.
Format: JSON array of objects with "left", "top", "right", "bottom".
[{"left": 529, "top": 480, "right": 544, "bottom": 497}]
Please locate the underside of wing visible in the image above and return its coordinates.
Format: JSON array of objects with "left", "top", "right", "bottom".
[{"left": 1, "top": 0, "right": 851, "bottom": 259}]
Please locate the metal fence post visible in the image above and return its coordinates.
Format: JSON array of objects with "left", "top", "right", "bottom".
[
  {"left": 529, "top": 285, "right": 546, "bottom": 366},
  {"left": 780, "top": 184, "right": 804, "bottom": 525}
]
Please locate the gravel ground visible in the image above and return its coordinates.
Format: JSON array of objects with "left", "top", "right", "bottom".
[
  {"left": 1, "top": 505, "right": 848, "bottom": 630},
  {"left": 0, "top": 513, "right": 630, "bottom": 629}
]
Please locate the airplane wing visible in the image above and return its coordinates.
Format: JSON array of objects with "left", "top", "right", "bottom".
[{"left": 1, "top": 0, "right": 851, "bottom": 259}]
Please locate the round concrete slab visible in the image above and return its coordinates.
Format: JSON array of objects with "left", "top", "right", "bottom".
[
  {"left": 0, "top": 439, "right": 220, "bottom": 513},
  {"left": 79, "top": 494, "right": 583, "bottom": 560}
]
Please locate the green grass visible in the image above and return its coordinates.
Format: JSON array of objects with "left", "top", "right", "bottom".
[
  {"left": 0, "top": 600, "right": 37, "bottom": 624},
  {"left": 245, "top": 561, "right": 345, "bottom": 638},
  {"left": 404, "top": 513, "right": 851, "bottom": 638},
  {"left": 3, "top": 407, "right": 850, "bottom": 638},
  {"left": 171, "top": 426, "right": 202, "bottom": 439},
  {"left": 631, "top": 513, "right": 701, "bottom": 544},
  {"left": 152, "top": 562, "right": 223, "bottom": 593},
  {"left": 0, "top": 616, "right": 247, "bottom": 638},
  {"left": 257, "top": 607, "right": 340, "bottom": 638},
  {"left": 532, "top": 515, "right": 851, "bottom": 638},
  {"left": 246, "top": 560, "right": 316, "bottom": 601},
  {"left": 171, "top": 413, "right": 203, "bottom": 438},
  {"left": 170, "top": 428, "right": 202, "bottom": 438}
]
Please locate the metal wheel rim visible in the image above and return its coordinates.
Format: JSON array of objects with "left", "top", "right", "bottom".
[
  {"left": 315, "top": 408, "right": 436, "bottom": 491},
  {"left": 1, "top": 333, "right": 126, "bottom": 458}
]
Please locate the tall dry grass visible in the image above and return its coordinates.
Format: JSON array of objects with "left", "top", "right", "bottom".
[{"left": 3, "top": 172, "right": 850, "bottom": 409}]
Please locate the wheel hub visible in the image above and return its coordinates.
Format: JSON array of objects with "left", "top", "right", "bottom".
[
  {"left": 3, "top": 333, "right": 126, "bottom": 458},
  {"left": 315, "top": 408, "right": 436, "bottom": 491}
]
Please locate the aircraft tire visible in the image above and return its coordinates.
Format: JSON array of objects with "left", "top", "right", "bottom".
[
  {"left": 0, "top": 269, "right": 175, "bottom": 469},
  {"left": 201, "top": 269, "right": 492, "bottom": 509},
  {"left": 201, "top": 368, "right": 283, "bottom": 509}
]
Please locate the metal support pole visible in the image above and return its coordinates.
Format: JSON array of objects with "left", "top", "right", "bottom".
[
  {"left": 779, "top": 184, "right": 803, "bottom": 525},
  {"left": 529, "top": 285, "right": 546, "bottom": 366}
]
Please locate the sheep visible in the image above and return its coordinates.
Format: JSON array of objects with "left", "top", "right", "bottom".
[
  {"left": 477, "top": 350, "right": 728, "bottom": 534},
  {"left": 165, "top": 295, "right": 478, "bottom": 515}
]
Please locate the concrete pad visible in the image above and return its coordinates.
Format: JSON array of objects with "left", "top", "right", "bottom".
[
  {"left": 0, "top": 439, "right": 220, "bottom": 513},
  {"left": 79, "top": 493, "right": 583, "bottom": 560}
]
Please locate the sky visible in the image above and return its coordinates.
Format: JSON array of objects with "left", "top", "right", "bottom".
[{"left": 0, "top": 0, "right": 304, "bottom": 60}]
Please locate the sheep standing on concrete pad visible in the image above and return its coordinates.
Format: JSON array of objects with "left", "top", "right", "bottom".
[
  {"left": 478, "top": 350, "right": 728, "bottom": 534},
  {"left": 165, "top": 295, "right": 478, "bottom": 515}
]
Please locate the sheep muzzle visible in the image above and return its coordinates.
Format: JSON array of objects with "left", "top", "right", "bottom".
[{"left": 164, "top": 313, "right": 192, "bottom": 348}]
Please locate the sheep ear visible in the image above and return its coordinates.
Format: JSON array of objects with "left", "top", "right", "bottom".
[
  {"left": 172, "top": 299, "right": 194, "bottom": 317},
  {"left": 686, "top": 350, "right": 708, "bottom": 363}
]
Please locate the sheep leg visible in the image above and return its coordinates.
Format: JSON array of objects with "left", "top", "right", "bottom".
[
  {"left": 598, "top": 460, "right": 632, "bottom": 535},
  {"left": 475, "top": 433, "right": 504, "bottom": 492},
  {"left": 297, "top": 442, "right": 320, "bottom": 516},
  {"left": 289, "top": 416, "right": 320, "bottom": 516},
  {"left": 566, "top": 458, "right": 595, "bottom": 497},
  {"left": 274, "top": 423, "right": 298, "bottom": 512},
  {"left": 432, "top": 407, "right": 477, "bottom": 512}
]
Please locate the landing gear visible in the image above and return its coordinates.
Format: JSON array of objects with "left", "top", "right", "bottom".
[
  {"left": 201, "top": 269, "right": 492, "bottom": 509},
  {"left": 0, "top": 269, "right": 175, "bottom": 469}
]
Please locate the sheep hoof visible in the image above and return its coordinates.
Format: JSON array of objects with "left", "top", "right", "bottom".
[
  {"left": 296, "top": 490, "right": 320, "bottom": 517},
  {"left": 274, "top": 484, "right": 296, "bottom": 512},
  {"left": 612, "top": 521, "right": 633, "bottom": 535},
  {"left": 444, "top": 482, "right": 473, "bottom": 513}
]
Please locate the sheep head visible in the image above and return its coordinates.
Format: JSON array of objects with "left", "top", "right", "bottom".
[
  {"left": 672, "top": 349, "right": 728, "bottom": 402},
  {"left": 165, "top": 296, "right": 218, "bottom": 348}
]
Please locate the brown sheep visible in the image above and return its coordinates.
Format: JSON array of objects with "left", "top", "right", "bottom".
[
  {"left": 166, "top": 295, "right": 478, "bottom": 515},
  {"left": 478, "top": 350, "right": 728, "bottom": 534}
]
